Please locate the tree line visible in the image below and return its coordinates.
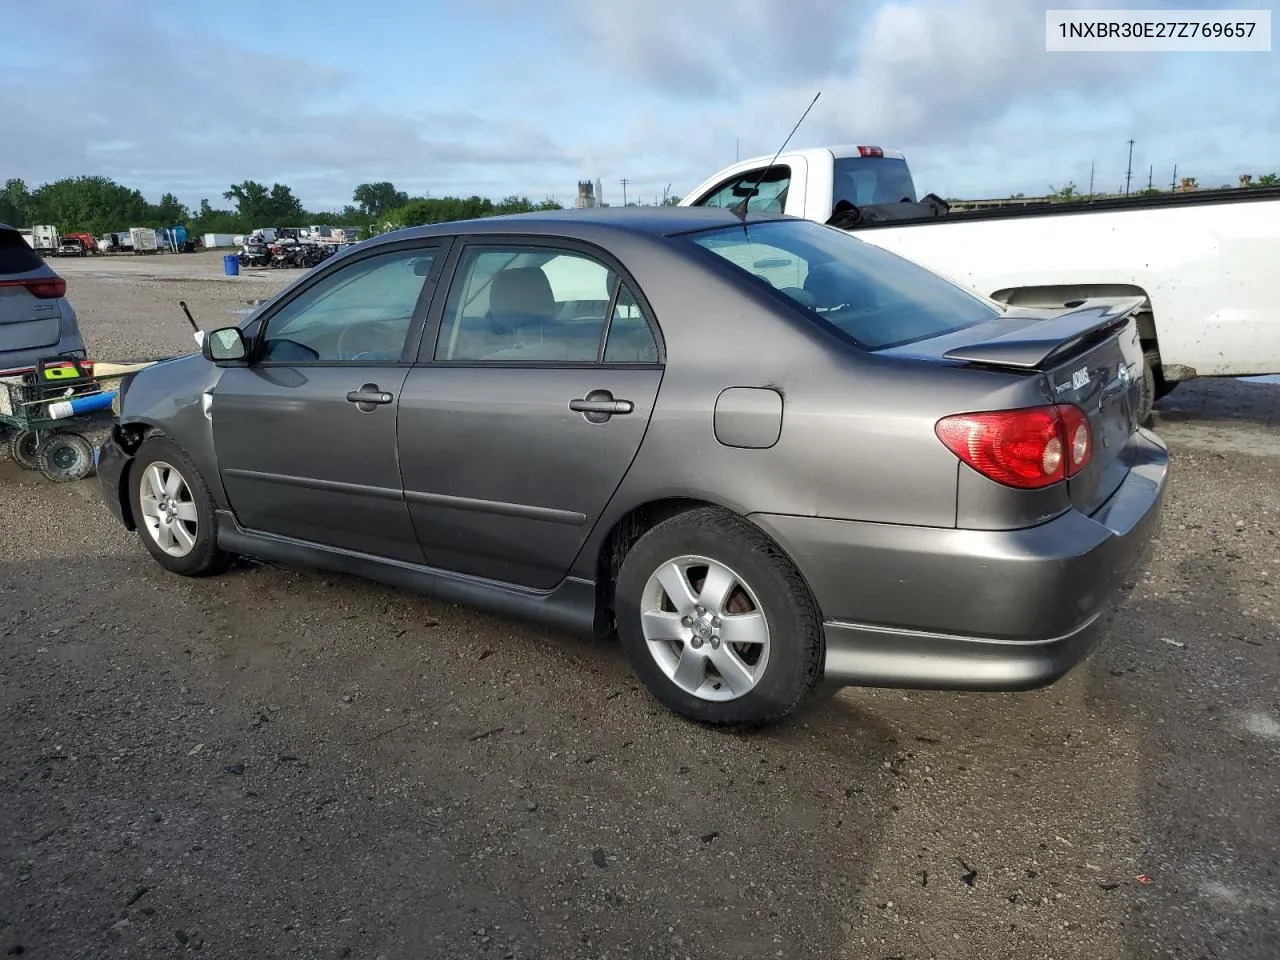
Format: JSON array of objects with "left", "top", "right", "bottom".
[{"left": 0, "top": 175, "right": 573, "bottom": 240}]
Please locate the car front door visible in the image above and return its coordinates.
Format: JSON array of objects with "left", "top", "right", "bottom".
[
  {"left": 398, "top": 239, "right": 665, "bottom": 589},
  {"left": 211, "top": 240, "right": 448, "bottom": 562}
]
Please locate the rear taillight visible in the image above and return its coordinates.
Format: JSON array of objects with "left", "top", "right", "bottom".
[
  {"left": 0, "top": 277, "right": 66, "bottom": 299},
  {"left": 935, "top": 404, "right": 1092, "bottom": 490}
]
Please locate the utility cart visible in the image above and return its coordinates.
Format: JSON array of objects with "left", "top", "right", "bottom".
[{"left": 0, "top": 355, "right": 131, "bottom": 482}]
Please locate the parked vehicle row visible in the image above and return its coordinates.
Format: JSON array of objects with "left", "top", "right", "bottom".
[
  {"left": 96, "top": 206, "right": 1168, "bottom": 730},
  {"left": 680, "top": 144, "right": 1280, "bottom": 420}
]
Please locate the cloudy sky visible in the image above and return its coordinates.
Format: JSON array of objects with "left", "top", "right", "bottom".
[{"left": 2, "top": 0, "right": 1277, "bottom": 211}]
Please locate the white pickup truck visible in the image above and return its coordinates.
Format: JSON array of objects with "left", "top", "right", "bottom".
[{"left": 680, "top": 145, "right": 1280, "bottom": 417}]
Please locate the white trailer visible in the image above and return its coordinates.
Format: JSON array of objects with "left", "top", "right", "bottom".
[
  {"left": 129, "top": 227, "right": 158, "bottom": 254},
  {"left": 24, "top": 225, "right": 57, "bottom": 255},
  {"left": 203, "top": 233, "right": 238, "bottom": 249}
]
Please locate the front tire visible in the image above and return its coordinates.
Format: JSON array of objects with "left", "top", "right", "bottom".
[
  {"left": 128, "top": 436, "right": 232, "bottom": 576},
  {"left": 614, "top": 507, "right": 824, "bottom": 729}
]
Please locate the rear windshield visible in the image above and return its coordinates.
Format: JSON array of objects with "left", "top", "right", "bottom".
[
  {"left": 0, "top": 229, "right": 45, "bottom": 274},
  {"left": 686, "top": 219, "right": 998, "bottom": 350},
  {"left": 832, "top": 156, "right": 918, "bottom": 206}
]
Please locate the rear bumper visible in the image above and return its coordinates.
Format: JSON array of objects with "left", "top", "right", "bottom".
[
  {"left": 96, "top": 428, "right": 135, "bottom": 529},
  {"left": 750, "top": 428, "right": 1169, "bottom": 691}
]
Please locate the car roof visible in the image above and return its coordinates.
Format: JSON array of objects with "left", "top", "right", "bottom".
[{"left": 369, "top": 205, "right": 795, "bottom": 246}]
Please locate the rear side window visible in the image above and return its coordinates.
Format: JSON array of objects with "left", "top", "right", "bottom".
[
  {"left": 686, "top": 219, "right": 998, "bottom": 350},
  {"left": 0, "top": 229, "right": 45, "bottom": 274}
]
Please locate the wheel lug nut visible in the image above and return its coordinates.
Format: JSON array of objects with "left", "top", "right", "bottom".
[
  {"left": 695, "top": 606, "right": 705, "bottom": 617},
  {"left": 681, "top": 615, "right": 692, "bottom": 627},
  {"left": 690, "top": 637, "right": 704, "bottom": 649},
  {"left": 711, "top": 616, "right": 721, "bottom": 627}
]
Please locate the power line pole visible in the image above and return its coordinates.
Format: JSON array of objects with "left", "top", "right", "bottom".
[
  {"left": 1124, "top": 139, "right": 1135, "bottom": 195},
  {"left": 1170, "top": 163, "right": 1177, "bottom": 192},
  {"left": 1089, "top": 162, "right": 1095, "bottom": 197},
  {"left": 620, "top": 178, "right": 629, "bottom": 206},
  {"left": 1148, "top": 165, "right": 1153, "bottom": 190}
]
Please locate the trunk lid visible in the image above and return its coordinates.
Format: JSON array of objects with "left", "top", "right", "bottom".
[
  {"left": 0, "top": 273, "right": 65, "bottom": 354},
  {"left": 1, "top": 229, "right": 66, "bottom": 356},
  {"left": 881, "top": 296, "right": 1147, "bottom": 512}
]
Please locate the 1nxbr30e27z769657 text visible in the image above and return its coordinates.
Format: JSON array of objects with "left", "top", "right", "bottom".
[{"left": 1046, "top": 9, "right": 1272, "bottom": 51}]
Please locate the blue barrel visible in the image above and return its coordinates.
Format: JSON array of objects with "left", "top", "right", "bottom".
[{"left": 223, "top": 253, "right": 240, "bottom": 276}]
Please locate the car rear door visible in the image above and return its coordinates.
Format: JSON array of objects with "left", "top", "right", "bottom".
[
  {"left": 0, "top": 228, "right": 65, "bottom": 365},
  {"left": 398, "top": 238, "right": 665, "bottom": 590},
  {"left": 210, "top": 239, "right": 449, "bottom": 562}
]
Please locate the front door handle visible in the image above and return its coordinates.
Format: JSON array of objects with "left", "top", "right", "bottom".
[
  {"left": 569, "top": 389, "right": 633, "bottom": 423},
  {"left": 346, "top": 383, "right": 394, "bottom": 411}
]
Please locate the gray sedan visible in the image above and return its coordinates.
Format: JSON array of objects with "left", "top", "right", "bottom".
[{"left": 96, "top": 207, "right": 1168, "bottom": 728}]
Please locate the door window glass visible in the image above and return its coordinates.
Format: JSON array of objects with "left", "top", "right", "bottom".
[
  {"left": 261, "top": 248, "right": 436, "bottom": 363},
  {"left": 436, "top": 246, "right": 654, "bottom": 363}
]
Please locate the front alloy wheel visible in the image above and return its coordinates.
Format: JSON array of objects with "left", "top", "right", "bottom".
[{"left": 139, "top": 460, "right": 199, "bottom": 557}]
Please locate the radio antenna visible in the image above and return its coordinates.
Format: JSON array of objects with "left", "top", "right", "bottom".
[{"left": 731, "top": 90, "right": 821, "bottom": 222}]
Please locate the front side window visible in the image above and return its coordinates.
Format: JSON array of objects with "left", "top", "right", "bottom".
[
  {"left": 687, "top": 219, "right": 998, "bottom": 350},
  {"left": 434, "top": 245, "right": 657, "bottom": 364},
  {"left": 696, "top": 165, "right": 791, "bottom": 214},
  {"left": 260, "top": 247, "right": 436, "bottom": 363}
]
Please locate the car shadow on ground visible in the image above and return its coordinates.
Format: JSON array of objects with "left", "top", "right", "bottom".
[{"left": 1152, "top": 380, "right": 1279, "bottom": 430}]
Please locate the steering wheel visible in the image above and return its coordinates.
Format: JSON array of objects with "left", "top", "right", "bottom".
[{"left": 335, "top": 321, "right": 404, "bottom": 361}]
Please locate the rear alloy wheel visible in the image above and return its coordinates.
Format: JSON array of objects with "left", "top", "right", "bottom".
[
  {"left": 615, "top": 508, "right": 823, "bottom": 728},
  {"left": 129, "top": 436, "right": 232, "bottom": 577},
  {"left": 35, "top": 430, "right": 95, "bottom": 482},
  {"left": 7, "top": 429, "right": 40, "bottom": 470}
]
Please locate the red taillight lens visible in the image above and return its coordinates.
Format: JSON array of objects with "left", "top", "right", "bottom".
[
  {"left": 935, "top": 404, "right": 1092, "bottom": 489},
  {"left": 857, "top": 145, "right": 885, "bottom": 157},
  {"left": 0, "top": 277, "right": 67, "bottom": 299}
]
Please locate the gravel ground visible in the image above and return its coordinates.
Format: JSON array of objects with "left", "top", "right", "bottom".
[{"left": 1, "top": 254, "right": 1278, "bottom": 960}]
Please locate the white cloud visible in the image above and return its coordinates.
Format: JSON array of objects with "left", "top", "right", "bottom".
[{"left": 0, "top": 0, "right": 1275, "bottom": 209}]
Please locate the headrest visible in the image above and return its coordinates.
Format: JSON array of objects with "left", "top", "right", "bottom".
[{"left": 490, "top": 266, "right": 556, "bottom": 325}]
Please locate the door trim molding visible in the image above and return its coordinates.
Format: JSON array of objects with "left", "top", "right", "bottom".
[
  {"left": 223, "top": 467, "right": 403, "bottom": 502},
  {"left": 403, "top": 488, "right": 588, "bottom": 526}
]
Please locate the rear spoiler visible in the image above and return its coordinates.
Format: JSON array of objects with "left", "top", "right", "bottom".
[{"left": 942, "top": 296, "right": 1146, "bottom": 370}]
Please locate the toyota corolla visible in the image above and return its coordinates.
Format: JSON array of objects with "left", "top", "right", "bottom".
[{"left": 96, "top": 206, "right": 1168, "bottom": 728}]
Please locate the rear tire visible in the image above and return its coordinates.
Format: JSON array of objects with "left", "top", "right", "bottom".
[
  {"left": 128, "top": 436, "right": 232, "bottom": 577},
  {"left": 8, "top": 430, "right": 40, "bottom": 470},
  {"left": 614, "top": 507, "right": 824, "bottom": 729}
]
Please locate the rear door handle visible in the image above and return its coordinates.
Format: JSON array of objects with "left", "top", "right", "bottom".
[
  {"left": 569, "top": 389, "right": 633, "bottom": 422},
  {"left": 346, "top": 383, "right": 394, "bottom": 409}
]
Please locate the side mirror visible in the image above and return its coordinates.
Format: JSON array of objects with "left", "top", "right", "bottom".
[{"left": 202, "top": 326, "right": 249, "bottom": 364}]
